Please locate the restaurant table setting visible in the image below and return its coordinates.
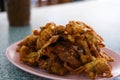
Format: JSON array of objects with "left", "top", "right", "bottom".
[{"left": 0, "top": 0, "right": 120, "bottom": 80}]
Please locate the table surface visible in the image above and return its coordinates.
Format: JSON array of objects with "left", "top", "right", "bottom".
[{"left": 0, "top": 0, "right": 120, "bottom": 80}]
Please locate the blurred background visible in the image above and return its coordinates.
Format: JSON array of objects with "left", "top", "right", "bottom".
[{"left": 0, "top": 0, "right": 84, "bottom": 12}]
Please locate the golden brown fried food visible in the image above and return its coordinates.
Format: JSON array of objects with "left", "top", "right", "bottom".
[
  {"left": 36, "top": 23, "right": 65, "bottom": 49},
  {"left": 17, "top": 21, "right": 114, "bottom": 80}
]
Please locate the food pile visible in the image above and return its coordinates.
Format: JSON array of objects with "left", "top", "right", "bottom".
[{"left": 17, "top": 21, "right": 114, "bottom": 80}]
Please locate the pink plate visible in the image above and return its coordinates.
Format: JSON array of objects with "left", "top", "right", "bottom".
[{"left": 6, "top": 41, "right": 120, "bottom": 80}]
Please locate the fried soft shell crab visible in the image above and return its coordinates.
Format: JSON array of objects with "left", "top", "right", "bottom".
[{"left": 17, "top": 21, "right": 114, "bottom": 80}]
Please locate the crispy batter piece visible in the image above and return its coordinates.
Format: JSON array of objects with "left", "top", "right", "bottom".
[{"left": 17, "top": 21, "right": 114, "bottom": 80}]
